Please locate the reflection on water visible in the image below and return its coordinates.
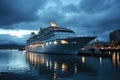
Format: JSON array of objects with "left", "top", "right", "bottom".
[
  {"left": 26, "top": 51, "right": 120, "bottom": 80},
  {"left": 0, "top": 50, "right": 29, "bottom": 72},
  {"left": 26, "top": 52, "right": 96, "bottom": 79},
  {"left": 112, "top": 52, "right": 120, "bottom": 67},
  {"left": 99, "top": 57, "right": 102, "bottom": 64},
  {"left": 82, "top": 56, "right": 85, "bottom": 63},
  {"left": 0, "top": 50, "right": 120, "bottom": 80}
]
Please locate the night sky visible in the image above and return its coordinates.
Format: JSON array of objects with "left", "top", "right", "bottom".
[{"left": 0, "top": 0, "right": 120, "bottom": 45}]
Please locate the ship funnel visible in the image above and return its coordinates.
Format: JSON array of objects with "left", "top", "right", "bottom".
[{"left": 50, "top": 22, "right": 57, "bottom": 27}]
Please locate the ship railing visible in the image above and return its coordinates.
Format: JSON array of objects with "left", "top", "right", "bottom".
[
  {"left": 43, "top": 33, "right": 96, "bottom": 42},
  {"left": 75, "top": 33, "right": 96, "bottom": 37}
]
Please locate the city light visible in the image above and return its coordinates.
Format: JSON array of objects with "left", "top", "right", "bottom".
[
  {"left": 82, "top": 57, "right": 85, "bottom": 63},
  {"left": 61, "top": 63, "right": 68, "bottom": 71}
]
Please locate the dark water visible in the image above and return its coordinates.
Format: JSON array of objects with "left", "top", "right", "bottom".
[{"left": 0, "top": 50, "right": 120, "bottom": 80}]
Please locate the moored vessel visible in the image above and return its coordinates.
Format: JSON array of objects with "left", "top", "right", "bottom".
[{"left": 26, "top": 22, "right": 96, "bottom": 54}]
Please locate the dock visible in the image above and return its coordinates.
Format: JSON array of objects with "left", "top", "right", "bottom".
[{"left": 78, "top": 48, "right": 120, "bottom": 57}]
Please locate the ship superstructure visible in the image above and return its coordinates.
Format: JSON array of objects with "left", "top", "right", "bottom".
[{"left": 26, "top": 22, "right": 96, "bottom": 54}]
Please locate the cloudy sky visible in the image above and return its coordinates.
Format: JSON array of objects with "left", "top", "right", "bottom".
[{"left": 0, "top": 0, "right": 120, "bottom": 45}]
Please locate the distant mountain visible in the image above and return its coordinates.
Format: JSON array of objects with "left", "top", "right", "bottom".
[{"left": 0, "top": 43, "right": 25, "bottom": 49}]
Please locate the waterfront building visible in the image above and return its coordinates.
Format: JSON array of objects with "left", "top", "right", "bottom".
[{"left": 110, "top": 30, "right": 120, "bottom": 43}]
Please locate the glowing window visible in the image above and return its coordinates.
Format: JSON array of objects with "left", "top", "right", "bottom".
[
  {"left": 49, "top": 42, "right": 52, "bottom": 45},
  {"left": 46, "top": 42, "right": 48, "bottom": 46},
  {"left": 54, "top": 41, "right": 58, "bottom": 45},
  {"left": 61, "top": 40, "right": 68, "bottom": 44},
  {"left": 74, "top": 42, "right": 76, "bottom": 44}
]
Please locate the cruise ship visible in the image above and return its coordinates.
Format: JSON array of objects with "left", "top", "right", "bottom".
[{"left": 26, "top": 22, "right": 96, "bottom": 54}]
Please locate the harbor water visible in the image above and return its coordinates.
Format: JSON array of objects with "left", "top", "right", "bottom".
[{"left": 0, "top": 50, "right": 120, "bottom": 80}]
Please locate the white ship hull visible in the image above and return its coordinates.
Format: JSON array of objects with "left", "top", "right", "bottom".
[{"left": 26, "top": 37, "right": 96, "bottom": 54}]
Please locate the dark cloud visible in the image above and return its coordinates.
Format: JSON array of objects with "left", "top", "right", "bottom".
[
  {"left": 87, "top": 0, "right": 120, "bottom": 32},
  {"left": 0, "top": 0, "right": 47, "bottom": 26},
  {"left": 60, "top": 0, "right": 120, "bottom": 32},
  {"left": 37, "top": 0, "right": 64, "bottom": 23},
  {"left": 79, "top": 0, "right": 116, "bottom": 14},
  {"left": 38, "top": 10, "right": 65, "bottom": 25},
  {"left": 62, "top": 3, "right": 80, "bottom": 13},
  {"left": 0, "top": 0, "right": 120, "bottom": 44},
  {"left": 51, "top": 0, "right": 120, "bottom": 41}
]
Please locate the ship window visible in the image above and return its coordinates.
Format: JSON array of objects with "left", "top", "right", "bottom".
[
  {"left": 54, "top": 41, "right": 58, "bottom": 45},
  {"left": 74, "top": 42, "right": 76, "bottom": 44},
  {"left": 46, "top": 42, "right": 48, "bottom": 46},
  {"left": 61, "top": 40, "right": 68, "bottom": 44},
  {"left": 49, "top": 42, "right": 52, "bottom": 45}
]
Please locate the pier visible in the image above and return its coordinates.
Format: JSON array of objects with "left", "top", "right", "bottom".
[{"left": 78, "top": 48, "right": 120, "bottom": 57}]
